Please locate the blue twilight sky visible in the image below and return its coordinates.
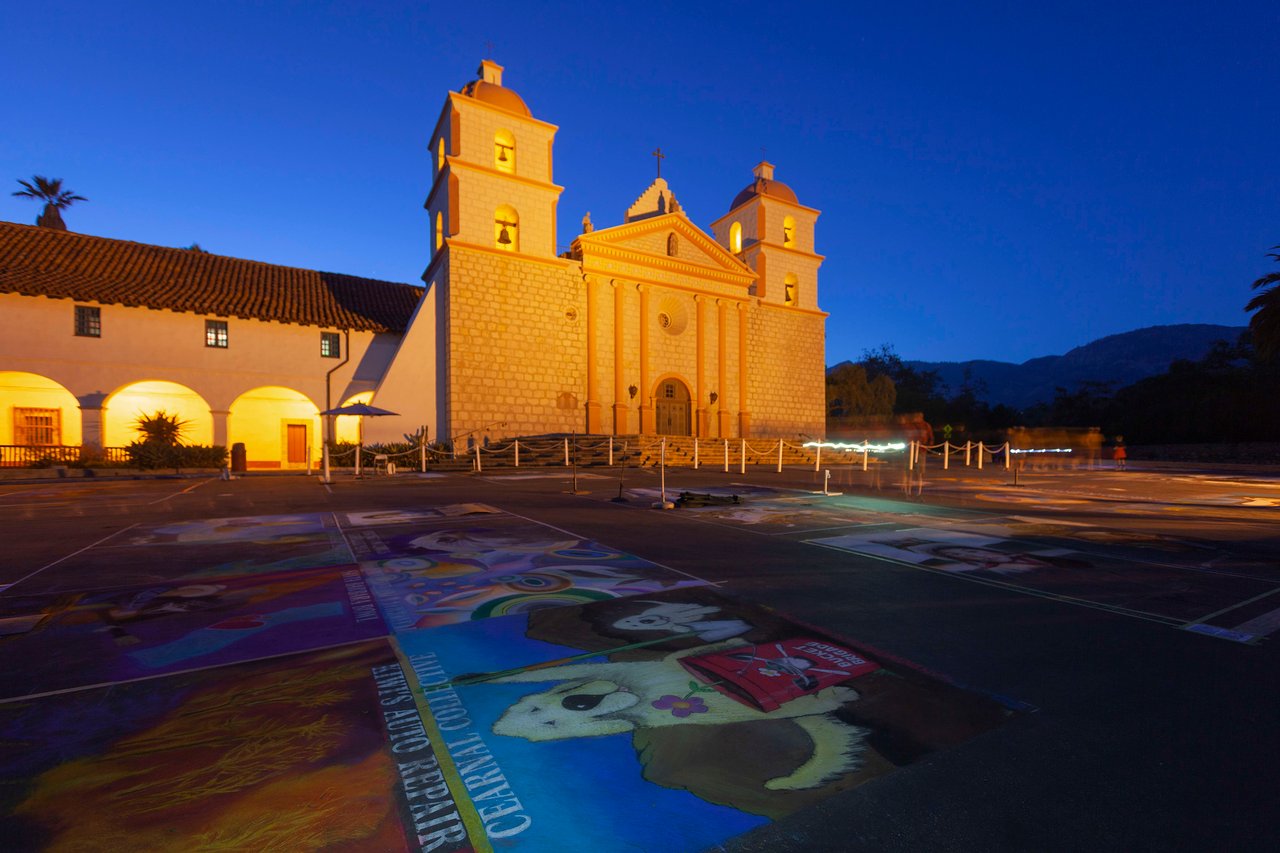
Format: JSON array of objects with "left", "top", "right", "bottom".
[{"left": 3, "top": 1, "right": 1277, "bottom": 364}]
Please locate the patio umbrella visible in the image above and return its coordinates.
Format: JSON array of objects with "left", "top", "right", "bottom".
[{"left": 319, "top": 403, "right": 400, "bottom": 480}]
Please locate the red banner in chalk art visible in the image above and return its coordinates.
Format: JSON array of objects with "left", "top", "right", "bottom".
[{"left": 682, "top": 638, "right": 880, "bottom": 712}]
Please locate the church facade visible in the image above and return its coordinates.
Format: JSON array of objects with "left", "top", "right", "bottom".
[
  {"left": 398, "top": 59, "right": 827, "bottom": 444},
  {"left": 0, "top": 61, "right": 827, "bottom": 467}
]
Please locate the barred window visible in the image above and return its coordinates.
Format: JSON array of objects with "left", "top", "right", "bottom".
[
  {"left": 15, "top": 408, "right": 61, "bottom": 446},
  {"left": 205, "top": 319, "right": 229, "bottom": 348},
  {"left": 75, "top": 305, "right": 100, "bottom": 337},
  {"left": 321, "top": 332, "right": 341, "bottom": 358}
]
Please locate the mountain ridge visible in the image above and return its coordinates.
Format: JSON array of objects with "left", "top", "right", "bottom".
[{"left": 829, "top": 324, "right": 1247, "bottom": 410}]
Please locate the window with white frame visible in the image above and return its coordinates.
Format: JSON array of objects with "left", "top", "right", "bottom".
[{"left": 205, "top": 319, "right": 229, "bottom": 348}]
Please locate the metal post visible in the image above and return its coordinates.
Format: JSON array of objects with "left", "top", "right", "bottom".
[
  {"left": 965, "top": 441, "right": 972, "bottom": 466},
  {"left": 723, "top": 439, "right": 729, "bottom": 473},
  {"left": 823, "top": 468, "right": 831, "bottom": 495},
  {"left": 515, "top": 439, "right": 520, "bottom": 467},
  {"left": 977, "top": 442, "right": 984, "bottom": 470},
  {"left": 694, "top": 437, "right": 699, "bottom": 469},
  {"left": 660, "top": 438, "right": 668, "bottom": 505},
  {"left": 815, "top": 442, "right": 821, "bottom": 473},
  {"left": 355, "top": 442, "right": 362, "bottom": 478},
  {"left": 420, "top": 437, "right": 426, "bottom": 473},
  {"left": 563, "top": 437, "right": 570, "bottom": 467},
  {"left": 776, "top": 439, "right": 783, "bottom": 473},
  {"left": 322, "top": 443, "right": 331, "bottom": 484},
  {"left": 944, "top": 441, "right": 950, "bottom": 470},
  {"left": 862, "top": 441, "right": 869, "bottom": 471},
  {"left": 739, "top": 438, "right": 746, "bottom": 475},
  {"left": 475, "top": 443, "right": 482, "bottom": 472},
  {"left": 608, "top": 436, "right": 613, "bottom": 467},
  {"left": 1004, "top": 441, "right": 1011, "bottom": 470}
]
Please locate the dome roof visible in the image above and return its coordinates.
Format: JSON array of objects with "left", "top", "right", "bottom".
[
  {"left": 459, "top": 79, "right": 531, "bottom": 117},
  {"left": 730, "top": 177, "right": 798, "bottom": 211}
]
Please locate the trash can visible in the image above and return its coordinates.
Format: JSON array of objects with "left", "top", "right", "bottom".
[{"left": 231, "top": 442, "right": 247, "bottom": 473}]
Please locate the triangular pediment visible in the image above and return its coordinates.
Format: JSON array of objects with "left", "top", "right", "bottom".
[{"left": 574, "top": 213, "right": 753, "bottom": 279}]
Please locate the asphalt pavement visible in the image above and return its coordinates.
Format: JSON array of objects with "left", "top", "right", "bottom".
[{"left": 0, "top": 460, "right": 1276, "bottom": 852}]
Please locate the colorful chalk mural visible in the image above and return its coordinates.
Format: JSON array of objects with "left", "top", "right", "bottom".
[
  {"left": 0, "top": 642, "right": 421, "bottom": 850},
  {"left": 0, "top": 505, "right": 1033, "bottom": 850},
  {"left": 393, "top": 586, "right": 1013, "bottom": 851},
  {"left": 350, "top": 511, "right": 708, "bottom": 629},
  {"left": 0, "top": 566, "right": 386, "bottom": 699},
  {"left": 811, "top": 526, "right": 1280, "bottom": 629}
]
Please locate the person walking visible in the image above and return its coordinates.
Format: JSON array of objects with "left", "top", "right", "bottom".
[{"left": 1113, "top": 435, "right": 1127, "bottom": 470}]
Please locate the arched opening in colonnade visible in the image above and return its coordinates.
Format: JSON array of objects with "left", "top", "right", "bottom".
[
  {"left": 103, "top": 380, "right": 213, "bottom": 447},
  {"left": 229, "top": 386, "right": 320, "bottom": 469},
  {"left": 0, "top": 372, "right": 82, "bottom": 447}
]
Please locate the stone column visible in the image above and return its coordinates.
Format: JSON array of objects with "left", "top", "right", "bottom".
[
  {"left": 78, "top": 395, "right": 105, "bottom": 450},
  {"left": 695, "top": 294, "right": 707, "bottom": 437},
  {"left": 584, "top": 276, "right": 603, "bottom": 433},
  {"left": 612, "top": 280, "right": 627, "bottom": 434},
  {"left": 717, "top": 300, "right": 731, "bottom": 438},
  {"left": 211, "top": 410, "right": 230, "bottom": 448},
  {"left": 638, "top": 283, "right": 654, "bottom": 435},
  {"left": 737, "top": 301, "right": 751, "bottom": 438}
]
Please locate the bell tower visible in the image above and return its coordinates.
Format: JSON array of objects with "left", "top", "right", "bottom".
[
  {"left": 711, "top": 162, "right": 823, "bottom": 310},
  {"left": 424, "top": 60, "right": 563, "bottom": 260}
]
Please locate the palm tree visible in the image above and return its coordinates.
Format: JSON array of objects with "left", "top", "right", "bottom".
[
  {"left": 12, "top": 175, "right": 87, "bottom": 230},
  {"left": 1246, "top": 246, "right": 1280, "bottom": 360}
]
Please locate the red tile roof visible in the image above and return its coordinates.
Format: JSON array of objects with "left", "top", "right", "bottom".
[{"left": 0, "top": 221, "right": 422, "bottom": 333}]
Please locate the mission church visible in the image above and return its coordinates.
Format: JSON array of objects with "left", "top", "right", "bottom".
[{"left": 0, "top": 61, "right": 827, "bottom": 468}]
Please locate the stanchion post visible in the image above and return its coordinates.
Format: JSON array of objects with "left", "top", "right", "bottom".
[
  {"left": 723, "top": 439, "right": 728, "bottom": 473},
  {"left": 694, "top": 437, "right": 699, "bottom": 470},
  {"left": 965, "top": 441, "right": 972, "bottom": 466},
  {"left": 1004, "top": 441, "right": 1011, "bottom": 470},
  {"left": 977, "top": 442, "right": 984, "bottom": 470},
  {"left": 563, "top": 437, "right": 570, "bottom": 467},
  {"left": 608, "top": 436, "right": 613, "bottom": 467},
  {"left": 862, "top": 441, "right": 869, "bottom": 472},
  {"left": 515, "top": 439, "right": 520, "bottom": 468},
  {"left": 815, "top": 442, "right": 821, "bottom": 473},
  {"left": 740, "top": 438, "right": 746, "bottom": 475},
  {"left": 475, "top": 443, "right": 482, "bottom": 472},
  {"left": 776, "top": 439, "right": 783, "bottom": 473},
  {"left": 420, "top": 438, "right": 426, "bottom": 473},
  {"left": 322, "top": 443, "right": 331, "bottom": 484},
  {"left": 944, "top": 441, "right": 950, "bottom": 470}
]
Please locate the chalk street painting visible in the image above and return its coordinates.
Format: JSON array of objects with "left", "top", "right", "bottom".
[
  {"left": 124, "top": 513, "right": 338, "bottom": 545},
  {"left": 0, "top": 566, "right": 385, "bottom": 699},
  {"left": 0, "top": 641, "right": 463, "bottom": 852},
  {"left": 24, "top": 515, "right": 355, "bottom": 595},
  {"left": 339, "top": 504, "right": 503, "bottom": 528},
  {"left": 359, "top": 521, "right": 708, "bottom": 630},
  {"left": 811, "top": 527, "right": 1279, "bottom": 625},
  {"left": 394, "top": 586, "right": 1012, "bottom": 852}
]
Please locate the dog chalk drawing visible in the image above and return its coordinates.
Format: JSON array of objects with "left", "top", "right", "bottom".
[
  {"left": 490, "top": 640, "right": 867, "bottom": 790},
  {"left": 611, "top": 601, "right": 751, "bottom": 642}
]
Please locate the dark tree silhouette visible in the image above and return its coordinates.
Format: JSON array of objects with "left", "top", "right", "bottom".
[
  {"left": 1245, "top": 246, "right": 1280, "bottom": 359},
  {"left": 12, "top": 175, "right": 87, "bottom": 230}
]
